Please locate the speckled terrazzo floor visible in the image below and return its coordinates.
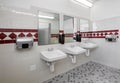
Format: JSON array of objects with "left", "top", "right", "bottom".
[{"left": 43, "top": 61, "right": 120, "bottom": 83}]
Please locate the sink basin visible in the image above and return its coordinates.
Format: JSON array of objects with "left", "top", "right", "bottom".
[
  {"left": 40, "top": 50, "right": 67, "bottom": 62},
  {"left": 80, "top": 42, "right": 97, "bottom": 49},
  {"left": 63, "top": 46, "right": 86, "bottom": 63},
  {"left": 64, "top": 46, "right": 86, "bottom": 55}
]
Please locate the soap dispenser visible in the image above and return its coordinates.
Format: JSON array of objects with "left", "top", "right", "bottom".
[
  {"left": 76, "top": 32, "right": 81, "bottom": 42},
  {"left": 58, "top": 33, "right": 65, "bottom": 44}
]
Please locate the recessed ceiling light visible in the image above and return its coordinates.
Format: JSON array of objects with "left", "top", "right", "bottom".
[
  {"left": 71, "top": 0, "right": 93, "bottom": 8},
  {"left": 38, "top": 15, "right": 54, "bottom": 19}
]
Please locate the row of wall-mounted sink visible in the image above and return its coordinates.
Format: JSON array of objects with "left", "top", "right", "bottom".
[{"left": 40, "top": 42, "right": 98, "bottom": 72}]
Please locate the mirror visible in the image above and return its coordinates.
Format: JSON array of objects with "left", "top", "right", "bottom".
[
  {"left": 38, "top": 10, "right": 59, "bottom": 45},
  {"left": 80, "top": 19, "right": 89, "bottom": 32},
  {"left": 79, "top": 19, "right": 90, "bottom": 41},
  {"left": 63, "top": 15, "right": 74, "bottom": 43}
]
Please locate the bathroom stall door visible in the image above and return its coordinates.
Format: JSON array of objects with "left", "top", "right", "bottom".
[{"left": 38, "top": 22, "right": 51, "bottom": 45}]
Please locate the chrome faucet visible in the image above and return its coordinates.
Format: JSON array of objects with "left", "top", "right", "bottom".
[
  {"left": 71, "top": 44, "right": 75, "bottom": 48},
  {"left": 48, "top": 48, "right": 53, "bottom": 51}
]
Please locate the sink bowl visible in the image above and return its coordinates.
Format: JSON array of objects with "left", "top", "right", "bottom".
[
  {"left": 80, "top": 42, "right": 97, "bottom": 49},
  {"left": 40, "top": 50, "right": 67, "bottom": 62},
  {"left": 64, "top": 46, "right": 86, "bottom": 55}
]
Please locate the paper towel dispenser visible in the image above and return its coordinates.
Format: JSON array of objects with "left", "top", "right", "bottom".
[
  {"left": 16, "top": 37, "right": 33, "bottom": 49},
  {"left": 105, "top": 34, "right": 117, "bottom": 42}
]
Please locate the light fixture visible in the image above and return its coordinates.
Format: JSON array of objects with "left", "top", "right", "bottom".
[
  {"left": 1, "top": 6, "right": 55, "bottom": 19},
  {"left": 71, "top": 0, "right": 93, "bottom": 8},
  {"left": 38, "top": 15, "right": 54, "bottom": 19},
  {"left": 12, "top": 10, "right": 36, "bottom": 16}
]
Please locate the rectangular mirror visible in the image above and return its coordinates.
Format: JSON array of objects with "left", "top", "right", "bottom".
[
  {"left": 63, "top": 15, "right": 74, "bottom": 43},
  {"left": 38, "top": 10, "right": 59, "bottom": 45},
  {"left": 80, "top": 19, "right": 89, "bottom": 32},
  {"left": 79, "top": 19, "right": 90, "bottom": 41}
]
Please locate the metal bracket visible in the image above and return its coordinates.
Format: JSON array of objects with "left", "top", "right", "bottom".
[
  {"left": 43, "top": 60, "right": 56, "bottom": 72},
  {"left": 85, "top": 49, "right": 90, "bottom": 56},
  {"left": 68, "top": 54, "right": 76, "bottom": 64}
]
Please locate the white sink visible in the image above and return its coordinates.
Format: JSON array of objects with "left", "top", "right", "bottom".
[
  {"left": 64, "top": 46, "right": 86, "bottom": 55},
  {"left": 79, "top": 42, "right": 98, "bottom": 56},
  {"left": 40, "top": 50, "right": 67, "bottom": 62},
  {"left": 40, "top": 49, "right": 67, "bottom": 72},
  {"left": 63, "top": 46, "right": 86, "bottom": 63},
  {"left": 80, "top": 42, "right": 97, "bottom": 49}
]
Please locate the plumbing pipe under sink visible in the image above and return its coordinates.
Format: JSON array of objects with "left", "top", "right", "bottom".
[
  {"left": 63, "top": 46, "right": 86, "bottom": 63},
  {"left": 40, "top": 49, "right": 67, "bottom": 72}
]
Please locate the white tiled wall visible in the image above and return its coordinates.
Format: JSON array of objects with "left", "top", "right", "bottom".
[
  {"left": 0, "top": 42, "right": 91, "bottom": 83},
  {"left": 0, "top": 0, "right": 91, "bottom": 83},
  {"left": 91, "top": 0, "right": 120, "bottom": 69}
]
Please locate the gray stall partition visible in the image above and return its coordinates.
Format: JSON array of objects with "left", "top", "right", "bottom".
[{"left": 38, "top": 23, "right": 51, "bottom": 45}]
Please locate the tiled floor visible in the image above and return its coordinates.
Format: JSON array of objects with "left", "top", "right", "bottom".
[{"left": 43, "top": 61, "right": 120, "bottom": 83}]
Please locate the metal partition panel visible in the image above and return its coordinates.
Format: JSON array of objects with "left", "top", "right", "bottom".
[{"left": 38, "top": 23, "right": 51, "bottom": 45}]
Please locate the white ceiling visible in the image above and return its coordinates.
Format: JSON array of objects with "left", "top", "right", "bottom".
[{"left": 88, "top": 0, "right": 99, "bottom": 3}]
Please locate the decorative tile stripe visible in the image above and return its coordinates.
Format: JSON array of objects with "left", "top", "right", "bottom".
[
  {"left": 51, "top": 34, "right": 58, "bottom": 37},
  {"left": 0, "top": 28, "right": 119, "bottom": 44},
  {"left": 0, "top": 39, "right": 38, "bottom": 44},
  {"left": 65, "top": 29, "right": 119, "bottom": 38},
  {"left": 65, "top": 33, "right": 73, "bottom": 37},
  {"left": 0, "top": 28, "right": 38, "bottom": 44},
  {"left": 80, "top": 29, "right": 119, "bottom": 38},
  {"left": 0, "top": 40, "right": 16, "bottom": 44},
  {"left": 59, "top": 30, "right": 64, "bottom": 33},
  {"left": 0, "top": 28, "right": 59, "bottom": 44}
]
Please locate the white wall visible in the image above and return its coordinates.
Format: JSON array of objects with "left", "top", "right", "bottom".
[
  {"left": 80, "top": 19, "right": 89, "bottom": 32},
  {"left": 1, "top": 0, "right": 90, "bottom": 19},
  {"left": 0, "top": 43, "right": 91, "bottom": 83},
  {"left": 0, "top": 0, "right": 91, "bottom": 83},
  {"left": 0, "top": 0, "right": 91, "bottom": 29},
  {"left": 0, "top": 7, "right": 37, "bottom": 29},
  {"left": 64, "top": 18, "right": 74, "bottom": 33},
  {"left": 91, "top": 0, "right": 120, "bottom": 69},
  {"left": 91, "top": 0, "right": 120, "bottom": 21},
  {"left": 92, "top": 16, "right": 120, "bottom": 31}
]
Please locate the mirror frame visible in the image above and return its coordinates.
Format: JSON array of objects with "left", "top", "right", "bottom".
[
  {"left": 37, "top": 8, "right": 60, "bottom": 45},
  {"left": 36, "top": 7, "right": 91, "bottom": 45}
]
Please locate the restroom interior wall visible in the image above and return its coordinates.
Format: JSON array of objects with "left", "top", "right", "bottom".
[
  {"left": 64, "top": 18, "right": 74, "bottom": 33},
  {"left": 0, "top": 7, "right": 37, "bottom": 29},
  {"left": 0, "top": 0, "right": 91, "bottom": 83},
  {"left": 91, "top": 0, "right": 120, "bottom": 69},
  {"left": 1, "top": 0, "right": 90, "bottom": 19},
  {"left": 0, "top": 43, "right": 91, "bottom": 83},
  {"left": 91, "top": 0, "right": 120, "bottom": 21}
]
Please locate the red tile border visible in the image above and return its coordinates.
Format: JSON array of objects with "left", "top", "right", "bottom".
[
  {"left": 9, "top": 33, "right": 17, "bottom": 39},
  {"left": 0, "top": 33, "right": 7, "bottom": 40},
  {"left": 0, "top": 40, "right": 16, "bottom": 44},
  {"left": 26, "top": 33, "right": 33, "bottom": 37},
  {"left": 34, "top": 39, "right": 38, "bottom": 42},
  {"left": 0, "top": 40, "right": 4, "bottom": 44},
  {"left": 0, "top": 28, "right": 119, "bottom": 44},
  {"left": 34, "top": 33, "right": 38, "bottom": 38},
  {"left": 65, "top": 33, "right": 73, "bottom": 37},
  {"left": 51, "top": 34, "right": 58, "bottom": 37},
  {"left": 18, "top": 33, "right": 25, "bottom": 37},
  {"left": 59, "top": 30, "right": 64, "bottom": 33},
  {"left": 84, "top": 29, "right": 119, "bottom": 33},
  {"left": 0, "top": 39, "right": 38, "bottom": 44}
]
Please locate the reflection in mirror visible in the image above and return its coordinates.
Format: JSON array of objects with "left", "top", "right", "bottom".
[
  {"left": 63, "top": 15, "right": 74, "bottom": 43},
  {"left": 38, "top": 11, "right": 59, "bottom": 45},
  {"left": 80, "top": 19, "right": 89, "bottom": 32},
  {"left": 80, "top": 19, "right": 90, "bottom": 41}
]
